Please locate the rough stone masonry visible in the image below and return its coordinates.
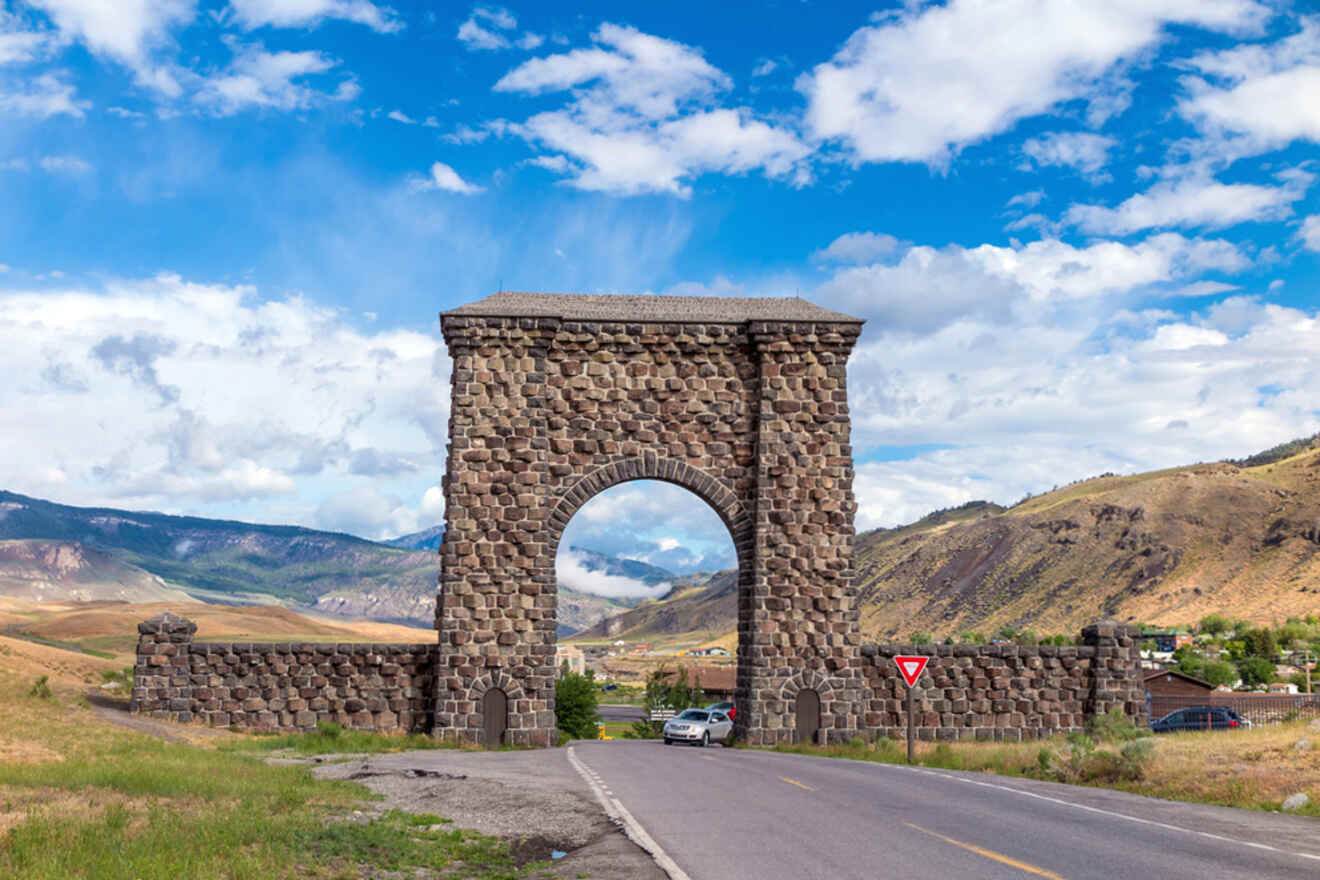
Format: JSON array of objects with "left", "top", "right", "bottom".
[
  {"left": 436, "top": 292, "right": 869, "bottom": 746},
  {"left": 131, "top": 292, "right": 1147, "bottom": 743}
]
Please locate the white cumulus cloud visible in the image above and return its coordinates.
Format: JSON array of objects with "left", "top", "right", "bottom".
[
  {"left": 413, "top": 161, "right": 483, "bottom": 194},
  {"left": 1064, "top": 171, "right": 1312, "bottom": 234},
  {"left": 228, "top": 0, "right": 403, "bottom": 34},
  {"left": 194, "top": 42, "right": 359, "bottom": 114},
  {"left": 494, "top": 23, "right": 810, "bottom": 196},
  {"left": 556, "top": 549, "right": 667, "bottom": 599},
  {"left": 1021, "top": 131, "right": 1117, "bottom": 179},
  {"left": 798, "top": 0, "right": 1267, "bottom": 166}
]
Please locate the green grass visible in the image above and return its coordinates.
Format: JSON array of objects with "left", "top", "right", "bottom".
[
  {"left": 0, "top": 730, "right": 551, "bottom": 879},
  {"left": 223, "top": 721, "right": 455, "bottom": 756}
]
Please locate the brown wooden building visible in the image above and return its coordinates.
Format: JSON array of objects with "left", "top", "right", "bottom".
[
  {"left": 1144, "top": 668, "right": 1214, "bottom": 698},
  {"left": 661, "top": 666, "right": 735, "bottom": 699}
]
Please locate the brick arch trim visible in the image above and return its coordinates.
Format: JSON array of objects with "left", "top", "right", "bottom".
[
  {"left": 545, "top": 455, "right": 754, "bottom": 566},
  {"left": 779, "top": 669, "right": 836, "bottom": 702},
  {"left": 470, "top": 670, "right": 526, "bottom": 703}
]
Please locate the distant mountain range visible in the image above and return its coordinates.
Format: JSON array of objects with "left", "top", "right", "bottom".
[
  {"left": 0, "top": 491, "right": 681, "bottom": 634},
  {"left": 0, "top": 490, "right": 440, "bottom": 624},
  {"left": 383, "top": 525, "right": 445, "bottom": 552},
  {"left": 7, "top": 431, "right": 1316, "bottom": 643}
]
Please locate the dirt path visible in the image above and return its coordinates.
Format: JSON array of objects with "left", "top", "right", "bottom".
[{"left": 83, "top": 691, "right": 230, "bottom": 744}]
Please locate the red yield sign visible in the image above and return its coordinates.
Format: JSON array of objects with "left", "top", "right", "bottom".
[{"left": 894, "top": 655, "right": 929, "bottom": 688}]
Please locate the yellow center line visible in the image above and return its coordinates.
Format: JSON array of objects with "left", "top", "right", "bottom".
[
  {"left": 903, "top": 823, "right": 1065, "bottom": 879},
  {"left": 778, "top": 776, "right": 813, "bottom": 790},
  {"left": 700, "top": 755, "right": 715, "bottom": 761}
]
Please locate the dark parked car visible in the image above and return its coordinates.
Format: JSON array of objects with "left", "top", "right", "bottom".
[
  {"left": 706, "top": 701, "right": 736, "bottom": 721},
  {"left": 1150, "top": 706, "right": 1251, "bottom": 732}
]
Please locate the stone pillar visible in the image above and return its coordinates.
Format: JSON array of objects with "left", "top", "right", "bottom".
[
  {"left": 130, "top": 612, "right": 197, "bottom": 723},
  {"left": 436, "top": 316, "right": 559, "bottom": 746},
  {"left": 1082, "top": 619, "right": 1147, "bottom": 727},
  {"left": 739, "top": 321, "right": 867, "bottom": 745}
]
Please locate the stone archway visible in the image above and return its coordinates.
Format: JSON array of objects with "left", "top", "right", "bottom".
[{"left": 436, "top": 292, "right": 867, "bottom": 746}]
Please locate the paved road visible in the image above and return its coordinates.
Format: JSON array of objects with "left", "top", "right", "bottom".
[
  {"left": 569, "top": 740, "right": 1320, "bottom": 880},
  {"left": 599, "top": 703, "right": 645, "bottom": 723}
]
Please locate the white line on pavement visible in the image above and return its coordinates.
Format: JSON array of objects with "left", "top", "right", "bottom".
[
  {"left": 566, "top": 746, "right": 694, "bottom": 880},
  {"left": 883, "top": 763, "right": 1320, "bottom": 864}
]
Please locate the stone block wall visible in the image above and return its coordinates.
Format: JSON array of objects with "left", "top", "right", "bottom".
[
  {"left": 130, "top": 614, "right": 1146, "bottom": 741},
  {"left": 131, "top": 613, "right": 434, "bottom": 733},
  {"left": 860, "top": 622, "right": 1147, "bottom": 741},
  {"left": 438, "top": 311, "right": 869, "bottom": 745}
]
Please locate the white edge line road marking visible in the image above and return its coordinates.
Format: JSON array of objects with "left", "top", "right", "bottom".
[
  {"left": 881, "top": 762, "right": 1320, "bottom": 864},
  {"left": 567, "top": 746, "right": 694, "bottom": 880}
]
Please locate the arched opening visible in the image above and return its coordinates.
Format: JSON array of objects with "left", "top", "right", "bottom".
[
  {"left": 483, "top": 688, "right": 507, "bottom": 747},
  {"left": 552, "top": 477, "right": 742, "bottom": 730},
  {"left": 795, "top": 689, "right": 821, "bottom": 744}
]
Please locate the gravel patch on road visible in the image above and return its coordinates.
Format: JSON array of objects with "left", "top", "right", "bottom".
[{"left": 312, "top": 747, "right": 667, "bottom": 880}]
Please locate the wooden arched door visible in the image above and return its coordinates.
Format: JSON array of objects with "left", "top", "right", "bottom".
[
  {"left": 483, "top": 688, "right": 508, "bottom": 747},
  {"left": 795, "top": 689, "right": 820, "bottom": 744}
]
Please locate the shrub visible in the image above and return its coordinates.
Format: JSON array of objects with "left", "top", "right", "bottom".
[
  {"left": 1047, "top": 727, "right": 1154, "bottom": 784},
  {"left": 555, "top": 667, "right": 600, "bottom": 740},
  {"left": 28, "top": 676, "right": 52, "bottom": 699},
  {"left": 1086, "top": 707, "right": 1143, "bottom": 743}
]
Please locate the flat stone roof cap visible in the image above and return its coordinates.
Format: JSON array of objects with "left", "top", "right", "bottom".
[{"left": 442, "top": 291, "right": 863, "bottom": 324}]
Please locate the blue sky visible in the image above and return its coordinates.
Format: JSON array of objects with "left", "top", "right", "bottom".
[{"left": 2, "top": 1, "right": 1319, "bottom": 584}]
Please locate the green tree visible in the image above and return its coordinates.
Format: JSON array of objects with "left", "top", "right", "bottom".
[
  {"left": 1237, "top": 656, "right": 1275, "bottom": 688},
  {"left": 1198, "top": 613, "right": 1229, "bottom": 636},
  {"left": 1201, "top": 660, "right": 1237, "bottom": 688},
  {"left": 555, "top": 664, "right": 600, "bottom": 740},
  {"left": 909, "top": 631, "right": 933, "bottom": 645},
  {"left": 1176, "top": 650, "right": 1205, "bottom": 680},
  {"left": 1276, "top": 621, "right": 1308, "bottom": 647},
  {"left": 630, "top": 665, "right": 705, "bottom": 738},
  {"left": 1244, "top": 628, "right": 1278, "bottom": 660}
]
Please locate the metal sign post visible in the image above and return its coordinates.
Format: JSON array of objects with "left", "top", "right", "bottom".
[{"left": 894, "top": 655, "right": 930, "bottom": 763}]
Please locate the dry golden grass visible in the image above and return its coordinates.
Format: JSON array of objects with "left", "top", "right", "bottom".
[
  {"left": 0, "top": 635, "right": 122, "bottom": 685},
  {"left": 1, "top": 598, "right": 437, "bottom": 660},
  {"left": 1130, "top": 722, "right": 1320, "bottom": 809},
  {"left": 784, "top": 722, "right": 1320, "bottom": 815}
]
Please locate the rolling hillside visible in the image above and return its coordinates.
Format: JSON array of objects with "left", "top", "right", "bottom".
[
  {"left": 0, "top": 493, "right": 679, "bottom": 634},
  {"left": 577, "top": 435, "right": 1320, "bottom": 643},
  {"left": 570, "top": 569, "right": 738, "bottom": 642},
  {"left": 856, "top": 442, "right": 1320, "bottom": 639}
]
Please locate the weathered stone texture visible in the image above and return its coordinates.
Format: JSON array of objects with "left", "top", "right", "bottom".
[
  {"left": 861, "top": 622, "right": 1147, "bottom": 741},
  {"left": 130, "top": 615, "right": 434, "bottom": 733},
  {"left": 438, "top": 300, "right": 869, "bottom": 745}
]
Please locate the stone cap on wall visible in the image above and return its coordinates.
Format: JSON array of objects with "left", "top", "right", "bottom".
[
  {"left": 442, "top": 291, "right": 864, "bottom": 325},
  {"left": 137, "top": 612, "right": 197, "bottom": 636}
]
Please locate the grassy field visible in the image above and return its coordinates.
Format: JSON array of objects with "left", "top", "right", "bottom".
[
  {"left": 0, "top": 597, "right": 438, "bottom": 660},
  {"left": 0, "top": 629, "right": 558, "bottom": 880},
  {"left": 766, "top": 721, "right": 1320, "bottom": 817}
]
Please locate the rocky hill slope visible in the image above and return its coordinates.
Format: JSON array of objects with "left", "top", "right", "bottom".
[
  {"left": 577, "top": 436, "right": 1320, "bottom": 643},
  {"left": 571, "top": 570, "right": 739, "bottom": 641},
  {"left": 0, "top": 540, "right": 195, "bottom": 604},
  {"left": 857, "top": 444, "right": 1320, "bottom": 639}
]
